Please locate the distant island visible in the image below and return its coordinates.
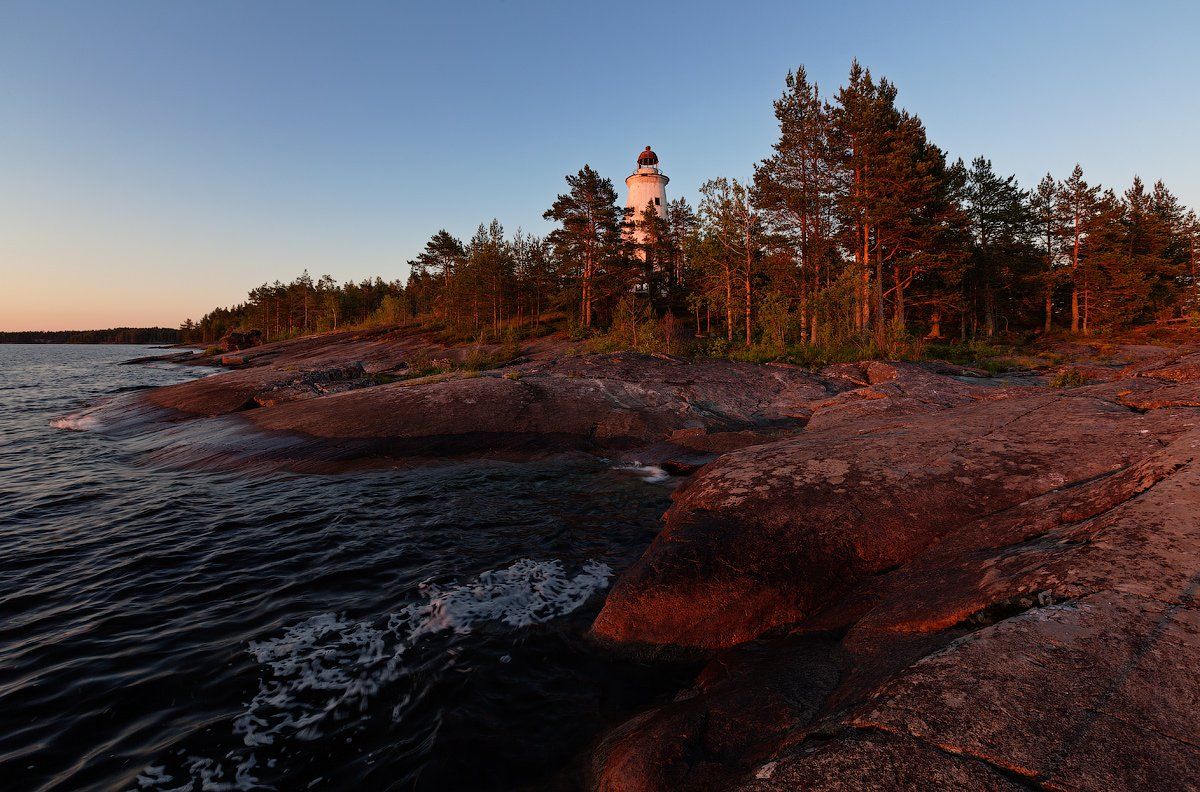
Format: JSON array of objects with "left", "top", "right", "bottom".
[{"left": 0, "top": 327, "right": 182, "bottom": 345}]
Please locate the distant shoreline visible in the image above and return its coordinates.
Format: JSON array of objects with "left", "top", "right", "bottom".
[{"left": 0, "top": 328, "right": 181, "bottom": 345}]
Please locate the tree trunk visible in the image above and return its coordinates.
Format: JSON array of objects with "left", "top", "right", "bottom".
[
  {"left": 580, "top": 246, "right": 591, "bottom": 328},
  {"left": 860, "top": 223, "right": 871, "bottom": 330},
  {"left": 1083, "top": 270, "right": 1090, "bottom": 336},
  {"left": 725, "top": 265, "right": 734, "bottom": 343},
  {"left": 874, "top": 243, "right": 884, "bottom": 331},
  {"left": 1071, "top": 215, "right": 1081, "bottom": 333},
  {"left": 985, "top": 282, "right": 995, "bottom": 338},
  {"left": 744, "top": 261, "right": 752, "bottom": 346},
  {"left": 1191, "top": 233, "right": 1198, "bottom": 311}
]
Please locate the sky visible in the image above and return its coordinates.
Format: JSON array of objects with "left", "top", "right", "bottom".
[{"left": 2, "top": 1, "right": 1198, "bottom": 331}]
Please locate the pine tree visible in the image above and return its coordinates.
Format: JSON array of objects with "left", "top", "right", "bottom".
[
  {"left": 664, "top": 198, "right": 698, "bottom": 292},
  {"left": 831, "top": 61, "right": 896, "bottom": 330},
  {"left": 1184, "top": 210, "right": 1200, "bottom": 312},
  {"left": 1058, "top": 165, "right": 1101, "bottom": 333},
  {"left": 465, "top": 220, "right": 514, "bottom": 333},
  {"left": 1030, "top": 173, "right": 1064, "bottom": 331},
  {"left": 634, "top": 201, "right": 669, "bottom": 301},
  {"left": 544, "top": 165, "right": 628, "bottom": 327},
  {"left": 1148, "top": 180, "right": 1190, "bottom": 316},
  {"left": 963, "top": 157, "right": 1031, "bottom": 336},
  {"left": 874, "top": 112, "right": 960, "bottom": 333},
  {"left": 1084, "top": 188, "right": 1146, "bottom": 330},
  {"left": 754, "top": 66, "right": 838, "bottom": 342},
  {"left": 511, "top": 230, "right": 556, "bottom": 329},
  {"left": 698, "top": 177, "right": 762, "bottom": 344},
  {"left": 408, "top": 230, "right": 466, "bottom": 325},
  {"left": 829, "top": 62, "right": 955, "bottom": 335}
]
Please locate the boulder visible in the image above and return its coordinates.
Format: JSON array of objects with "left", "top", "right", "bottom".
[{"left": 590, "top": 391, "right": 1183, "bottom": 653}]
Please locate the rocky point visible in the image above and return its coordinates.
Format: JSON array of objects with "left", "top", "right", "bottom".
[{"left": 136, "top": 329, "right": 1200, "bottom": 790}]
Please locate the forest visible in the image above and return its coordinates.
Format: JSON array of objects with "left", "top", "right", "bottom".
[
  {"left": 0, "top": 327, "right": 181, "bottom": 344},
  {"left": 182, "top": 62, "right": 1200, "bottom": 360}
]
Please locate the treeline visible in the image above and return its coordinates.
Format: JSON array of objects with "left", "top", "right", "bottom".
[
  {"left": 180, "top": 275, "right": 406, "bottom": 344},
  {"left": 0, "top": 327, "right": 180, "bottom": 344},
  {"left": 190, "top": 61, "right": 1199, "bottom": 349}
]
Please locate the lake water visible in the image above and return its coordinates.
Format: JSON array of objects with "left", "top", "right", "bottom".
[{"left": 0, "top": 345, "right": 680, "bottom": 791}]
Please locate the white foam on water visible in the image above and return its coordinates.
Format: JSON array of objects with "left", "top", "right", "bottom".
[
  {"left": 135, "top": 764, "right": 173, "bottom": 788},
  {"left": 396, "top": 557, "right": 614, "bottom": 637},
  {"left": 613, "top": 461, "right": 671, "bottom": 483},
  {"left": 49, "top": 408, "right": 103, "bottom": 431},
  {"left": 137, "top": 558, "right": 612, "bottom": 790}
]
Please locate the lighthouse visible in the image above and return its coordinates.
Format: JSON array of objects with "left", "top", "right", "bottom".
[{"left": 625, "top": 146, "right": 669, "bottom": 246}]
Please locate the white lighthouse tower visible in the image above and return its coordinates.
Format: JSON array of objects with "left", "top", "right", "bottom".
[{"left": 625, "top": 146, "right": 669, "bottom": 246}]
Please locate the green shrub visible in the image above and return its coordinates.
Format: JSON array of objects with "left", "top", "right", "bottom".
[
  {"left": 499, "top": 333, "right": 522, "bottom": 362},
  {"left": 585, "top": 296, "right": 666, "bottom": 355},
  {"left": 585, "top": 333, "right": 625, "bottom": 354},
  {"left": 461, "top": 348, "right": 495, "bottom": 371},
  {"left": 777, "top": 331, "right": 927, "bottom": 369},
  {"left": 1048, "top": 367, "right": 1090, "bottom": 388},
  {"left": 404, "top": 350, "right": 445, "bottom": 378},
  {"left": 369, "top": 295, "right": 405, "bottom": 327},
  {"left": 924, "top": 339, "right": 1011, "bottom": 368},
  {"left": 704, "top": 336, "right": 731, "bottom": 357},
  {"left": 729, "top": 344, "right": 782, "bottom": 364}
]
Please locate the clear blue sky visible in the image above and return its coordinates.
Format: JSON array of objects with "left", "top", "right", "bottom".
[{"left": 2, "top": 0, "right": 1197, "bottom": 330}]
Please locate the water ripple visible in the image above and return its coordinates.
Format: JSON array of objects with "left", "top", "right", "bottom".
[{"left": 0, "top": 344, "right": 675, "bottom": 791}]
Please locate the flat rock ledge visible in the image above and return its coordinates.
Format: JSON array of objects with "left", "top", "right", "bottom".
[
  {"left": 586, "top": 349, "right": 1200, "bottom": 791},
  {"left": 146, "top": 345, "right": 882, "bottom": 462},
  {"left": 144, "top": 330, "right": 1026, "bottom": 467}
]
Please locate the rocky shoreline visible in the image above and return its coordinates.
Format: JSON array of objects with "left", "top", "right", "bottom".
[{"left": 136, "top": 329, "right": 1200, "bottom": 790}]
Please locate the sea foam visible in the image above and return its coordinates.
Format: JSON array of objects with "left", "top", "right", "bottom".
[
  {"left": 138, "top": 558, "right": 612, "bottom": 789},
  {"left": 613, "top": 461, "right": 671, "bottom": 483}
]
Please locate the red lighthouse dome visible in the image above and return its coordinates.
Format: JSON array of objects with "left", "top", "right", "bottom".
[{"left": 636, "top": 146, "right": 659, "bottom": 167}]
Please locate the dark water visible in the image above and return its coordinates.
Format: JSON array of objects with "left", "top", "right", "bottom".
[{"left": 0, "top": 345, "right": 679, "bottom": 791}]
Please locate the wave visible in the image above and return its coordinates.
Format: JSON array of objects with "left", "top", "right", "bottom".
[{"left": 136, "top": 558, "right": 613, "bottom": 790}]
